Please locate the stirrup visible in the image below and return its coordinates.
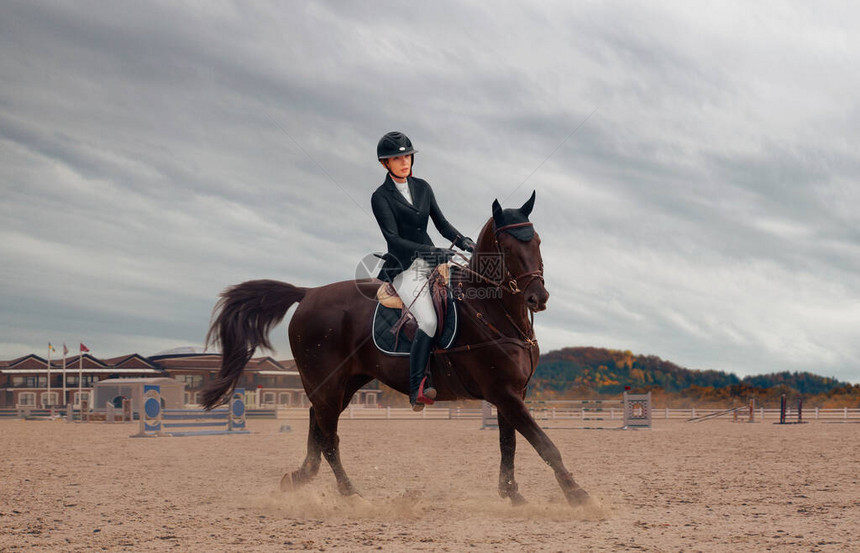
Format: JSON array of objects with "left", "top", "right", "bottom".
[{"left": 417, "top": 377, "right": 436, "bottom": 405}]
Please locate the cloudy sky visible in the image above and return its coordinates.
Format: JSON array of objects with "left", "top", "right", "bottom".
[{"left": 1, "top": 1, "right": 858, "bottom": 382}]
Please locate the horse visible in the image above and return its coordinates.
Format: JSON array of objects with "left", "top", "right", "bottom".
[{"left": 201, "top": 192, "right": 591, "bottom": 507}]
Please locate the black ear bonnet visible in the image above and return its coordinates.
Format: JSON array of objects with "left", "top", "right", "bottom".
[{"left": 492, "top": 191, "right": 536, "bottom": 241}]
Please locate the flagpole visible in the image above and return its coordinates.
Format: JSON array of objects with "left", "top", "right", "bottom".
[
  {"left": 78, "top": 346, "right": 83, "bottom": 407},
  {"left": 62, "top": 344, "right": 67, "bottom": 406},
  {"left": 47, "top": 343, "right": 52, "bottom": 408}
]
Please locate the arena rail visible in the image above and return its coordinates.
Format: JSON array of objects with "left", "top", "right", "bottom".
[
  {"left": 5, "top": 404, "right": 857, "bottom": 423},
  {"left": 1, "top": 407, "right": 61, "bottom": 420},
  {"left": 271, "top": 406, "right": 484, "bottom": 420},
  {"left": 253, "top": 404, "right": 860, "bottom": 423}
]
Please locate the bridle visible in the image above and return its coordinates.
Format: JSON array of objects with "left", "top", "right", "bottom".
[
  {"left": 452, "top": 222, "right": 545, "bottom": 296},
  {"left": 492, "top": 222, "right": 545, "bottom": 295}
]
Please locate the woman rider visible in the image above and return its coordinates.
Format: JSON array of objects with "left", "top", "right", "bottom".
[{"left": 371, "top": 131, "right": 476, "bottom": 410}]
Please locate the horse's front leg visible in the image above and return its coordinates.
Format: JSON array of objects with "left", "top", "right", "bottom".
[
  {"left": 497, "top": 410, "right": 527, "bottom": 506},
  {"left": 494, "top": 394, "right": 591, "bottom": 507}
]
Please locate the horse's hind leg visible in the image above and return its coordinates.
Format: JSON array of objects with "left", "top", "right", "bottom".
[
  {"left": 281, "top": 406, "right": 324, "bottom": 491},
  {"left": 315, "top": 374, "right": 374, "bottom": 496},
  {"left": 281, "top": 406, "right": 357, "bottom": 495},
  {"left": 282, "top": 375, "right": 372, "bottom": 496},
  {"left": 498, "top": 411, "right": 527, "bottom": 506},
  {"left": 314, "top": 404, "right": 359, "bottom": 496}
]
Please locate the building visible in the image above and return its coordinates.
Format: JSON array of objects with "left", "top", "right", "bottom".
[
  {"left": 0, "top": 353, "right": 162, "bottom": 409},
  {"left": 0, "top": 349, "right": 379, "bottom": 409}
]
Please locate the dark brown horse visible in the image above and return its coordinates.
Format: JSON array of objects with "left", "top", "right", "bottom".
[{"left": 201, "top": 193, "right": 590, "bottom": 507}]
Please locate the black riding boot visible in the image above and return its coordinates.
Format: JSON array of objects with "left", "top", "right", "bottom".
[{"left": 409, "top": 329, "right": 436, "bottom": 410}]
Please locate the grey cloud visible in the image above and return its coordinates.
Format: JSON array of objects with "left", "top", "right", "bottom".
[{"left": 1, "top": 1, "right": 857, "bottom": 382}]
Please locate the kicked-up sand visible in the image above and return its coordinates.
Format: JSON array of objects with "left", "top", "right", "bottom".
[{"left": 1, "top": 417, "right": 858, "bottom": 552}]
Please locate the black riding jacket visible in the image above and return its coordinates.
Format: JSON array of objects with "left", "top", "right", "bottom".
[{"left": 371, "top": 174, "right": 465, "bottom": 282}]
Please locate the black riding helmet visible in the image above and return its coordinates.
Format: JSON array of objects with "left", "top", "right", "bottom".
[{"left": 377, "top": 131, "right": 418, "bottom": 160}]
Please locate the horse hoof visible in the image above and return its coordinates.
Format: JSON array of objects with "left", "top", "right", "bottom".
[
  {"left": 279, "top": 472, "right": 295, "bottom": 492},
  {"left": 338, "top": 481, "right": 360, "bottom": 497},
  {"left": 566, "top": 487, "right": 592, "bottom": 507},
  {"left": 509, "top": 493, "right": 528, "bottom": 507},
  {"left": 499, "top": 484, "right": 527, "bottom": 506}
]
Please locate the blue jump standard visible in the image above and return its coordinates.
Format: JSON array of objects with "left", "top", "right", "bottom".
[{"left": 132, "top": 385, "right": 251, "bottom": 437}]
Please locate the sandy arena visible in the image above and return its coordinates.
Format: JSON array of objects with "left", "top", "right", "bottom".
[{"left": 1, "top": 417, "right": 858, "bottom": 552}]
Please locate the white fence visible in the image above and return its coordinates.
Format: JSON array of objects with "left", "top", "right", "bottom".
[
  {"left": 674, "top": 407, "right": 860, "bottom": 422},
  {"left": 274, "top": 406, "right": 484, "bottom": 420},
  {"left": 6, "top": 404, "right": 857, "bottom": 422},
  {"left": 529, "top": 406, "right": 860, "bottom": 422},
  {"left": 269, "top": 405, "right": 860, "bottom": 422}
]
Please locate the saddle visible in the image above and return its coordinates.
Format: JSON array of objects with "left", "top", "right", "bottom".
[
  {"left": 372, "top": 263, "right": 458, "bottom": 355},
  {"left": 375, "top": 263, "right": 450, "bottom": 309}
]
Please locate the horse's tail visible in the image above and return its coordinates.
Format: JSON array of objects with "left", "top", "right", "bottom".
[{"left": 201, "top": 279, "right": 308, "bottom": 409}]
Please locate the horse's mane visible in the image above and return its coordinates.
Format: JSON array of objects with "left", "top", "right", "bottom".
[{"left": 468, "top": 218, "right": 495, "bottom": 272}]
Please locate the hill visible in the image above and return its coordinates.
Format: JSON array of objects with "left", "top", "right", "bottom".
[
  {"left": 741, "top": 371, "right": 844, "bottom": 395},
  {"left": 532, "top": 347, "right": 846, "bottom": 397}
]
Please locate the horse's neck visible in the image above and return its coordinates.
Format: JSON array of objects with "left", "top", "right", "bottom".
[
  {"left": 474, "top": 219, "right": 496, "bottom": 253},
  {"left": 496, "top": 290, "right": 531, "bottom": 333}
]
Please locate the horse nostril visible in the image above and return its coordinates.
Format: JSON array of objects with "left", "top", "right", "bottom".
[{"left": 526, "top": 292, "right": 548, "bottom": 312}]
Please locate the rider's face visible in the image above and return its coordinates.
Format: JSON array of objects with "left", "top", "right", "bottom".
[{"left": 382, "top": 155, "right": 412, "bottom": 181}]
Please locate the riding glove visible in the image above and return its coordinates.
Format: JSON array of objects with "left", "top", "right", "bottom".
[{"left": 459, "top": 237, "right": 476, "bottom": 252}]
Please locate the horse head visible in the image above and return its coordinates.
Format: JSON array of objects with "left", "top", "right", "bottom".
[{"left": 474, "top": 191, "right": 549, "bottom": 312}]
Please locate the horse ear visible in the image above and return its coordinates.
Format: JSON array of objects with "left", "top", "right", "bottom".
[
  {"left": 492, "top": 199, "right": 505, "bottom": 227},
  {"left": 519, "top": 190, "right": 536, "bottom": 218}
]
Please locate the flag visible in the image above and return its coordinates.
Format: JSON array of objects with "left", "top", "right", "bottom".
[
  {"left": 63, "top": 343, "right": 69, "bottom": 356},
  {"left": 80, "top": 343, "right": 90, "bottom": 353},
  {"left": 49, "top": 342, "right": 56, "bottom": 352}
]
